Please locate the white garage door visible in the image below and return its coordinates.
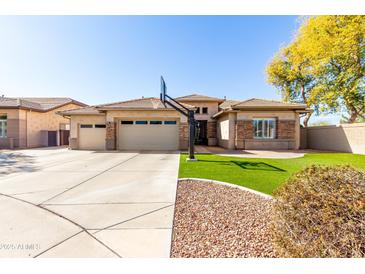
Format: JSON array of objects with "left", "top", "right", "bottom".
[
  {"left": 79, "top": 124, "right": 106, "bottom": 150},
  {"left": 118, "top": 120, "right": 179, "bottom": 150}
]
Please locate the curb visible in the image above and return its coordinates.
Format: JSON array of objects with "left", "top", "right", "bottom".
[{"left": 178, "top": 178, "right": 273, "bottom": 200}]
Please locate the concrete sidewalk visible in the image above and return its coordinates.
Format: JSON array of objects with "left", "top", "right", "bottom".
[
  {"left": 195, "top": 145, "right": 307, "bottom": 159},
  {"left": 0, "top": 148, "right": 179, "bottom": 258}
]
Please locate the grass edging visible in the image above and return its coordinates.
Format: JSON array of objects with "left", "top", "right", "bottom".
[{"left": 178, "top": 177, "right": 273, "bottom": 199}]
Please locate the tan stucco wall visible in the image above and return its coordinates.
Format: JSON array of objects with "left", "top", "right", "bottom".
[
  {"left": 216, "top": 110, "right": 300, "bottom": 150},
  {"left": 304, "top": 123, "right": 365, "bottom": 154},
  {"left": 70, "top": 115, "right": 106, "bottom": 139},
  {"left": 1, "top": 104, "right": 83, "bottom": 148},
  {"left": 237, "top": 111, "right": 296, "bottom": 120},
  {"left": 217, "top": 113, "right": 229, "bottom": 148},
  {"left": 178, "top": 101, "right": 219, "bottom": 122},
  {"left": 0, "top": 109, "right": 26, "bottom": 148},
  {"left": 216, "top": 112, "right": 236, "bottom": 149},
  {"left": 236, "top": 110, "right": 299, "bottom": 150},
  {"left": 105, "top": 109, "right": 186, "bottom": 122},
  {"left": 26, "top": 103, "right": 82, "bottom": 147},
  {"left": 69, "top": 109, "right": 187, "bottom": 150}
]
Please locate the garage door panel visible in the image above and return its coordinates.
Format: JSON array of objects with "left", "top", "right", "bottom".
[
  {"left": 118, "top": 124, "right": 178, "bottom": 150},
  {"left": 79, "top": 127, "right": 106, "bottom": 150}
]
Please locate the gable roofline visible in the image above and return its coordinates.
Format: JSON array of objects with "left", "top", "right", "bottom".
[
  {"left": 59, "top": 97, "right": 195, "bottom": 116},
  {"left": 57, "top": 106, "right": 103, "bottom": 117},
  {"left": 175, "top": 93, "right": 224, "bottom": 103},
  {"left": 213, "top": 98, "right": 309, "bottom": 118},
  {"left": 0, "top": 97, "right": 87, "bottom": 112},
  {"left": 95, "top": 97, "right": 195, "bottom": 111},
  {"left": 230, "top": 98, "right": 307, "bottom": 109}
]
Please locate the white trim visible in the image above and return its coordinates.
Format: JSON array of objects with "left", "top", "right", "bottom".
[
  {"left": 178, "top": 178, "right": 273, "bottom": 199},
  {"left": 253, "top": 118, "right": 276, "bottom": 139},
  {"left": 0, "top": 118, "right": 7, "bottom": 138}
]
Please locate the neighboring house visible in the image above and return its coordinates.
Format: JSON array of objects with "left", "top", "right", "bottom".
[
  {"left": 58, "top": 94, "right": 310, "bottom": 151},
  {"left": 0, "top": 97, "right": 87, "bottom": 149}
]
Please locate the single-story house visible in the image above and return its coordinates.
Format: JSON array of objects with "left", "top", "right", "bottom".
[
  {"left": 58, "top": 94, "right": 310, "bottom": 151},
  {"left": 0, "top": 97, "right": 87, "bottom": 149}
]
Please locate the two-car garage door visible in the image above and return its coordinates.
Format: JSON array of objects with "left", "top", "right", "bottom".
[
  {"left": 78, "top": 120, "right": 179, "bottom": 150},
  {"left": 118, "top": 120, "right": 179, "bottom": 150}
]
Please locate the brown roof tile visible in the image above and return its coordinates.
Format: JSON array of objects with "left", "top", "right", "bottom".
[
  {"left": 175, "top": 94, "right": 224, "bottom": 102},
  {"left": 0, "top": 97, "right": 87, "bottom": 111},
  {"left": 96, "top": 97, "right": 194, "bottom": 110},
  {"left": 57, "top": 106, "right": 102, "bottom": 116},
  {"left": 221, "top": 98, "right": 307, "bottom": 110}
]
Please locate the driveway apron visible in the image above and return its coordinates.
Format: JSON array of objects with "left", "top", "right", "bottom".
[{"left": 0, "top": 149, "right": 179, "bottom": 258}]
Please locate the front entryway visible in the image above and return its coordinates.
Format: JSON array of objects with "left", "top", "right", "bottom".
[
  {"left": 59, "top": 129, "right": 70, "bottom": 146},
  {"left": 118, "top": 120, "right": 179, "bottom": 150},
  {"left": 195, "top": 120, "right": 208, "bottom": 145}
]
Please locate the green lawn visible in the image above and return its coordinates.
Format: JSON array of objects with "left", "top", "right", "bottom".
[{"left": 179, "top": 153, "right": 365, "bottom": 195}]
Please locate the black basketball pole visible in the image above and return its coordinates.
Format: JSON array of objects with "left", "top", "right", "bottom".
[
  {"left": 188, "top": 110, "right": 195, "bottom": 160},
  {"left": 160, "top": 76, "right": 196, "bottom": 161}
]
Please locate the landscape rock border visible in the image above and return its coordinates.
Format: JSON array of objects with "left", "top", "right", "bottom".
[
  {"left": 171, "top": 178, "right": 276, "bottom": 258},
  {"left": 178, "top": 178, "right": 273, "bottom": 199}
]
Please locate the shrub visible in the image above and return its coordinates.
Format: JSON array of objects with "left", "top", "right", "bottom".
[{"left": 272, "top": 165, "right": 365, "bottom": 258}]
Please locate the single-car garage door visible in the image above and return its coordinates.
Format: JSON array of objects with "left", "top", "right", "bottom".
[
  {"left": 79, "top": 124, "right": 106, "bottom": 150},
  {"left": 118, "top": 120, "right": 179, "bottom": 150}
]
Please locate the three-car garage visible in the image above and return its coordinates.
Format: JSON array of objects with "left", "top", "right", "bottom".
[
  {"left": 77, "top": 119, "right": 179, "bottom": 151},
  {"left": 63, "top": 97, "right": 187, "bottom": 151}
]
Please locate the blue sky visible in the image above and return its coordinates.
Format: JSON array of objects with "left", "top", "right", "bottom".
[{"left": 0, "top": 16, "right": 339, "bottom": 124}]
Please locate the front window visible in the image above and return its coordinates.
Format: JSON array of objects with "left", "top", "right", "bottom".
[
  {"left": 253, "top": 118, "right": 276, "bottom": 139},
  {"left": 195, "top": 107, "right": 200, "bottom": 114},
  {"left": 202, "top": 107, "right": 208, "bottom": 114},
  {"left": 0, "top": 115, "right": 7, "bottom": 138}
]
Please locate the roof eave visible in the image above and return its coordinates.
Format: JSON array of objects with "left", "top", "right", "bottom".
[
  {"left": 177, "top": 98, "right": 225, "bottom": 103},
  {"left": 231, "top": 106, "right": 308, "bottom": 111},
  {"left": 95, "top": 107, "right": 194, "bottom": 111},
  {"left": 212, "top": 109, "right": 236, "bottom": 118},
  {"left": 0, "top": 106, "right": 45, "bottom": 112}
]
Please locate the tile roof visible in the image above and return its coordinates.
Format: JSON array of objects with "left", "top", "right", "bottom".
[
  {"left": 57, "top": 106, "right": 102, "bottom": 115},
  {"left": 220, "top": 98, "right": 307, "bottom": 110},
  {"left": 58, "top": 97, "right": 195, "bottom": 115},
  {"left": 219, "top": 99, "right": 241, "bottom": 110},
  {"left": 96, "top": 97, "right": 195, "bottom": 110},
  {"left": 0, "top": 97, "right": 86, "bottom": 111},
  {"left": 175, "top": 94, "right": 224, "bottom": 102}
]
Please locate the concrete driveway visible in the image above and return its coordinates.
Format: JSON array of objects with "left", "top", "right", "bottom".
[{"left": 0, "top": 148, "right": 180, "bottom": 258}]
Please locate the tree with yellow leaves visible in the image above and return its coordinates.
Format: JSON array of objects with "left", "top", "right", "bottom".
[{"left": 267, "top": 16, "right": 365, "bottom": 125}]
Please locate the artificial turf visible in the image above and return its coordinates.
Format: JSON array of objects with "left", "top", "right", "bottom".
[{"left": 179, "top": 152, "right": 365, "bottom": 195}]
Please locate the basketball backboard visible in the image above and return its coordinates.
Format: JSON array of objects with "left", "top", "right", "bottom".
[{"left": 160, "top": 76, "right": 166, "bottom": 103}]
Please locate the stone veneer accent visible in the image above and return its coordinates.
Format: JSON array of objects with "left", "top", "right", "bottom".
[
  {"left": 179, "top": 122, "right": 189, "bottom": 150},
  {"left": 105, "top": 121, "right": 116, "bottom": 150},
  {"left": 277, "top": 120, "right": 296, "bottom": 139},
  {"left": 69, "top": 138, "right": 78, "bottom": 149},
  {"left": 242, "top": 120, "right": 254, "bottom": 139},
  {"left": 235, "top": 120, "right": 245, "bottom": 149},
  {"left": 207, "top": 121, "right": 217, "bottom": 146}
]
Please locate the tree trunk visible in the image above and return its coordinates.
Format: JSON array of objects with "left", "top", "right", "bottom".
[
  {"left": 300, "top": 84, "right": 311, "bottom": 127},
  {"left": 303, "top": 112, "right": 312, "bottom": 128},
  {"left": 300, "top": 85, "right": 307, "bottom": 104},
  {"left": 346, "top": 102, "right": 358, "bottom": 123},
  {"left": 348, "top": 111, "right": 358, "bottom": 123}
]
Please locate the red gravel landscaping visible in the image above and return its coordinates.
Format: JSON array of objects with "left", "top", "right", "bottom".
[{"left": 170, "top": 180, "right": 276, "bottom": 258}]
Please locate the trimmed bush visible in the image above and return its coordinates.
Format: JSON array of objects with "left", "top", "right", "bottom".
[{"left": 272, "top": 165, "right": 365, "bottom": 258}]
